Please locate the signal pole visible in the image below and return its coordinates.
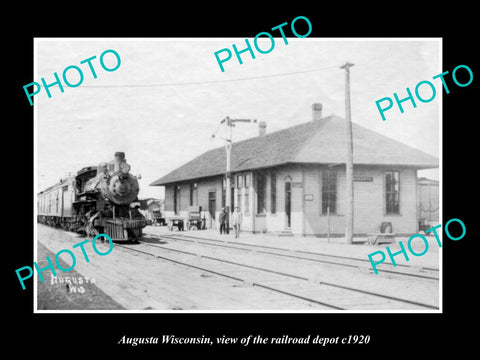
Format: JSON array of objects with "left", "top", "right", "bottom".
[
  {"left": 340, "top": 61, "right": 354, "bottom": 244},
  {"left": 214, "top": 117, "right": 256, "bottom": 233}
]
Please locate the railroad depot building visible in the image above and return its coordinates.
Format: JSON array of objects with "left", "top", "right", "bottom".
[{"left": 150, "top": 105, "right": 439, "bottom": 237}]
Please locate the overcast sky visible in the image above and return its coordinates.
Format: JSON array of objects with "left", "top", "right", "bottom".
[{"left": 35, "top": 38, "right": 441, "bottom": 199}]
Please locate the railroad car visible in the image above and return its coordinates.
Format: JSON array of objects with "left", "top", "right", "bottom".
[{"left": 37, "top": 152, "right": 147, "bottom": 242}]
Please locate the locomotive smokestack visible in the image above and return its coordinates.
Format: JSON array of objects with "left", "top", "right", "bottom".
[{"left": 114, "top": 152, "right": 125, "bottom": 173}]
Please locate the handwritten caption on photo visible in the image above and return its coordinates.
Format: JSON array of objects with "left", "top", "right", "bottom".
[{"left": 15, "top": 234, "right": 113, "bottom": 290}]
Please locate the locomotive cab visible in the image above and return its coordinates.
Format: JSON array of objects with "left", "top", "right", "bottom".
[{"left": 76, "top": 166, "right": 98, "bottom": 194}]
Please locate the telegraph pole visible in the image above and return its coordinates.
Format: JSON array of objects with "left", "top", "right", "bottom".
[
  {"left": 224, "top": 116, "right": 233, "bottom": 234},
  {"left": 340, "top": 61, "right": 354, "bottom": 244}
]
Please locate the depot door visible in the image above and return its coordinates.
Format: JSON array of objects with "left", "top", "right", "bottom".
[
  {"left": 285, "top": 182, "right": 291, "bottom": 228},
  {"left": 208, "top": 191, "right": 216, "bottom": 228}
]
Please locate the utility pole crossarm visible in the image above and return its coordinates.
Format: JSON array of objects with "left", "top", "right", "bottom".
[
  {"left": 340, "top": 61, "right": 354, "bottom": 70},
  {"left": 229, "top": 119, "right": 257, "bottom": 125}
]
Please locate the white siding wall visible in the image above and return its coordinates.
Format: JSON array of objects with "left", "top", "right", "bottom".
[{"left": 161, "top": 164, "right": 419, "bottom": 236}]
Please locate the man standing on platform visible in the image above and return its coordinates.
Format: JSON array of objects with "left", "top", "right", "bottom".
[
  {"left": 219, "top": 207, "right": 226, "bottom": 234},
  {"left": 231, "top": 206, "right": 242, "bottom": 238}
]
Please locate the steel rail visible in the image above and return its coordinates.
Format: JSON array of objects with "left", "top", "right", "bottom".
[
  {"left": 119, "top": 241, "right": 439, "bottom": 310},
  {"left": 115, "top": 243, "right": 344, "bottom": 310},
  {"left": 155, "top": 233, "right": 439, "bottom": 280}
]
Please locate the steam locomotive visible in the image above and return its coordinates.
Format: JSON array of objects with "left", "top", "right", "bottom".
[{"left": 37, "top": 152, "right": 147, "bottom": 242}]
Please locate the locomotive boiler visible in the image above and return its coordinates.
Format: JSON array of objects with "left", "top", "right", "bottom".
[{"left": 37, "top": 152, "right": 147, "bottom": 242}]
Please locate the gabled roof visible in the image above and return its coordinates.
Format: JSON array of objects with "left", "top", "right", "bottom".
[{"left": 150, "top": 115, "right": 439, "bottom": 186}]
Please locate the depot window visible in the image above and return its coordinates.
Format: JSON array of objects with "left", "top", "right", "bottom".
[
  {"left": 236, "top": 175, "right": 243, "bottom": 189},
  {"left": 256, "top": 173, "right": 266, "bottom": 214},
  {"left": 189, "top": 183, "right": 198, "bottom": 206},
  {"left": 174, "top": 185, "right": 181, "bottom": 214},
  {"left": 270, "top": 172, "right": 277, "bottom": 214},
  {"left": 237, "top": 191, "right": 241, "bottom": 210},
  {"left": 385, "top": 171, "right": 400, "bottom": 214},
  {"left": 322, "top": 169, "right": 337, "bottom": 214},
  {"left": 244, "top": 173, "right": 251, "bottom": 188}
]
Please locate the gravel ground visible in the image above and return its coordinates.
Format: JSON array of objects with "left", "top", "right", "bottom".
[
  {"left": 36, "top": 225, "right": 334, "bottom": 311},
  {"left": 35, "top": 224, "right": 440, "bottom": 311}
]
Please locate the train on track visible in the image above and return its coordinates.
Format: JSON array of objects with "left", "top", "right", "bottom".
[{"left": 37, "top": 152, "right": 147, "bottom": 242}]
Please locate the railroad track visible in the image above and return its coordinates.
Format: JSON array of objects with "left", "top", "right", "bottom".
[
  {"left": 153, "top": 233, "right": 439, "bottom": 281},
  {"left": 116, "top": 239, "right": 439, "bottom": 311}
]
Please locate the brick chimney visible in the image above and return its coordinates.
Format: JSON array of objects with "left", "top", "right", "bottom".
[
  {"left": 259, "top": 121, "right": 267, "bottom": 136},
  {"left": 311, "top": 103, "right": 323, "bottom": 121}
]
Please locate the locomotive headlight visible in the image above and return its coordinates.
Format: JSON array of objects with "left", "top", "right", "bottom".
[{"left": 119, "top": 162, "right": 131, "bottom": 174}]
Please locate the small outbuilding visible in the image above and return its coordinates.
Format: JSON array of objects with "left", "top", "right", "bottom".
[
  {"left": 418, "top": 177, "right": 439, "bottom": 223},
  {"left": 137, "top": 198, "right": 165, "bottom": 223}
]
